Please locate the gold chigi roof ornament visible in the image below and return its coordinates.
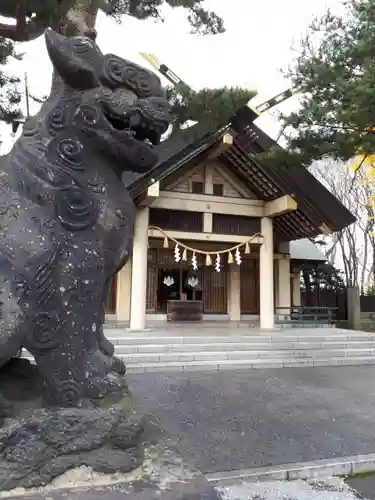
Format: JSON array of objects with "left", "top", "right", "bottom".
[{"left": 148, "top": 226, "right": 263, "bottom": 272}]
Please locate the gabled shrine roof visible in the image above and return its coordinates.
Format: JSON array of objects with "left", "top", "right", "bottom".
[{"left": 128, "top": 108, "right": 356, "bottom": 242}]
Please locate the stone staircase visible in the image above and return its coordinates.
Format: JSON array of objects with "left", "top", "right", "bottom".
[{"left": 22, "top": 328, "right": 375, "bottom": 373}]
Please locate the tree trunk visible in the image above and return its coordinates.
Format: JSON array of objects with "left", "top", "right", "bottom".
[
  {"left": 50, "top": 1, "right": 98, "bottom": 92},
  {"left": 58, "top": 1, "right": 98, "bottom": 38}
]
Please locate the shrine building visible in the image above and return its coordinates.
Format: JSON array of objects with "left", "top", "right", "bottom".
[{"left": 105, "top": 115, "right": 355, "bottom": 329}]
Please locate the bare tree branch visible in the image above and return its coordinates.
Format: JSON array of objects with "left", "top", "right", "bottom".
[
  {"left": 0, "top": 17, "right": 48, "bottom": 42},
  {"left": 310, "top": 158, "right": 371, "bottom": 290},
  {"left": 0, "top": 0, "right": 77, "bottom": 42}
]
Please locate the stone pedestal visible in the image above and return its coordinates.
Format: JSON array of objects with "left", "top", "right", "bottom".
[
  {"left": 10, "top": 475, "right": 220, "bottom": 500},
  {"left": 3, "top": 415, "right": 220, "bottom": 500},
  {"left": 0, "top": 358, "right": 144, "bottom": 492}
]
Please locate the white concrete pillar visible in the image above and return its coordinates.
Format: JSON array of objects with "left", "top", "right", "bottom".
[
  {"left": 129, "top": 207, "right": 149, "bottom": 330},
  {"left": 116, "top": 261, "right": 132, "bottom": 322},
  {"left": 347, "top": 287, "right": 361, "bottom": 330},
  {"left": 259, "top": 217, "right": 274, "bottom": 329},
  {"left": 228, "top": 265, "right": 241, "bottom": 321},
  {"left": 292, "top": 276, "right": 301, "bottom": 306},
  {"left": 277, "top": 259, "right": 291, "bottom": 317}
]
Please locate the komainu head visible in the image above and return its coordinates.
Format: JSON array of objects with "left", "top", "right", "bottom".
[{"left": 43, "top": 30, "right": 170, "bottom": 173}]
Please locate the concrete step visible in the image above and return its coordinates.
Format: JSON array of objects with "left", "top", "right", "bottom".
[
  {"left": 20, "top": 330, "right": 375, "bottom": 372},
  {"left": 20, "top": 349, "right": 375, "bottom": 371},
  {"left": 104, "top": 333, "right": 375, "bottom": 344},
  {"left": 108, "top": 340, "right": 375, "bottom": 351},
  {"left": 22, "top": 344, "right": 375, "bottom": 360},
  {"left": 123, "top": 356, "right": 375, "bottom": 373},
  {"left": 110, "top": 348, "right": 375, "bottom": 363}
]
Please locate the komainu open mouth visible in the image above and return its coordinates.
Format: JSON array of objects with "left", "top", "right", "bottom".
[{"left": 101, "top": 102, "right": 161, "bottom": 146}]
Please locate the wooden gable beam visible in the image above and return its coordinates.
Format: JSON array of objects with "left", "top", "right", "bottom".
[
  {"left": 214, "top": 164, "right": 256, "bottom": 198},
  {"left": 136, "top": 181, "right": 160, "bottom": 207},
  {"left": 319, "top": 223, "right": 332, "bottom": 234},
  {"left": 265, "top": 195, "right": 297, "bottom": 218},
  {"left": 151, "top": 191, "right": 265, "bottom": 217},
  {"left": 206, "top": 133, "right": 233, "bottom": 160}
]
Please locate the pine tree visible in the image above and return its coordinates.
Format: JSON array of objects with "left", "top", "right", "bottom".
[
  {"left": 167, "top": 83, "right": 257, "bottom": 132},
  {"left": 0, "top": 1, "right": 224, "bottom": 41},
  {"left": 267, "top": 0, "right": 375, "bottom": 168},
  {"left": 0, "top": 37, "right": 22, "bottom": 135},
  {"left": 0, "top": 2, "right": 256, "bottom": 136}
]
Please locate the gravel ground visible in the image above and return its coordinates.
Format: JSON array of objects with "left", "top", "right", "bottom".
[
  {"left": 128, "top": 366, "right": 375, "bottom": 473},
  {"left": 216, "top": 478, "right": 364, "bottom": 500}
]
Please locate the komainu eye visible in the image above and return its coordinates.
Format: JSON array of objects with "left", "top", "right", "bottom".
[
  {"left": 123, "top": 66, "right": 138, "bottom": 83},
  {"left": 104, "top": 55, "right": 124, "bottom": 84},
  {"left": 122, "top": 64, "right": 152, "bottom": 98}
]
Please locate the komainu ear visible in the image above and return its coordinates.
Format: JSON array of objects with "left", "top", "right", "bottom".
[{"left": 45, "top": 30, "right": 100, "bottom": 90}]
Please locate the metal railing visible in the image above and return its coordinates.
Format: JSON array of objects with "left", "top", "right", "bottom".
[{"left": 275, "top": 306, "right": 337, "bottom": 328}]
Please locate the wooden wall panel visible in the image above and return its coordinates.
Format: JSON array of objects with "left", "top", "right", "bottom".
[
  {"left": 166, "top": 169, "right": 204, "bottom": 193},
  {"left": 240, "top": 259, "right": 259, "bottom": 313},
  {"left": 147, "top": 248, "right": 157, "bottom": 265},
  {"left": 146, "top": 266, "right": 158, "bottom": 313},
  {"left": 212, "top": 168, "right": 243, "bottom": 198},
  {"left": 149, "top": 208, "right": 203, "bottom": 232},
  {"left": 163, "top": 163, "right": 253, "bottom": 198},
  {"left": 156, "top": 248, "right": 177, "bottom": 266},
  {"left": 203, "top": 267, "right": 227, "bottom": 313},
  {"left": 212, "top": 214, "right": 261, "bottom": 236}
]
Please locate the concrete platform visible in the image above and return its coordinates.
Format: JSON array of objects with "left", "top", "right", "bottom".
[{"left": 128, "top": 365, "right": 375, "bottom": 474}]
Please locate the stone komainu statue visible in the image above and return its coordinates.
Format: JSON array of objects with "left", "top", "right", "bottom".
[{"left": 0, "top": 30, "right": 169, "bottom": 406}]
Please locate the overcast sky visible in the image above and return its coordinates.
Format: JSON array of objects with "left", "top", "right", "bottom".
[{"left": 0, "top": 0, "right": 342, "bottom": 153}]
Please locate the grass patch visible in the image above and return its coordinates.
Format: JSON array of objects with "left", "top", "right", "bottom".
[{"left": 342, "top": 470, "right": 375, "bottom": 479}]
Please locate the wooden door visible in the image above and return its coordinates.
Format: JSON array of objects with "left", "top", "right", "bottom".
[
  {"left": 105, "top": 274, "right": 117, "bottom": 313},
  {"left": 240, "top": 259, "right": 259, "bottom": 313},
  {"left": 203, "top": 267, "right": 227, "bottom": 313},
  {"left": 146, "top": 266, "right": 158, "bottom": 313}
]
